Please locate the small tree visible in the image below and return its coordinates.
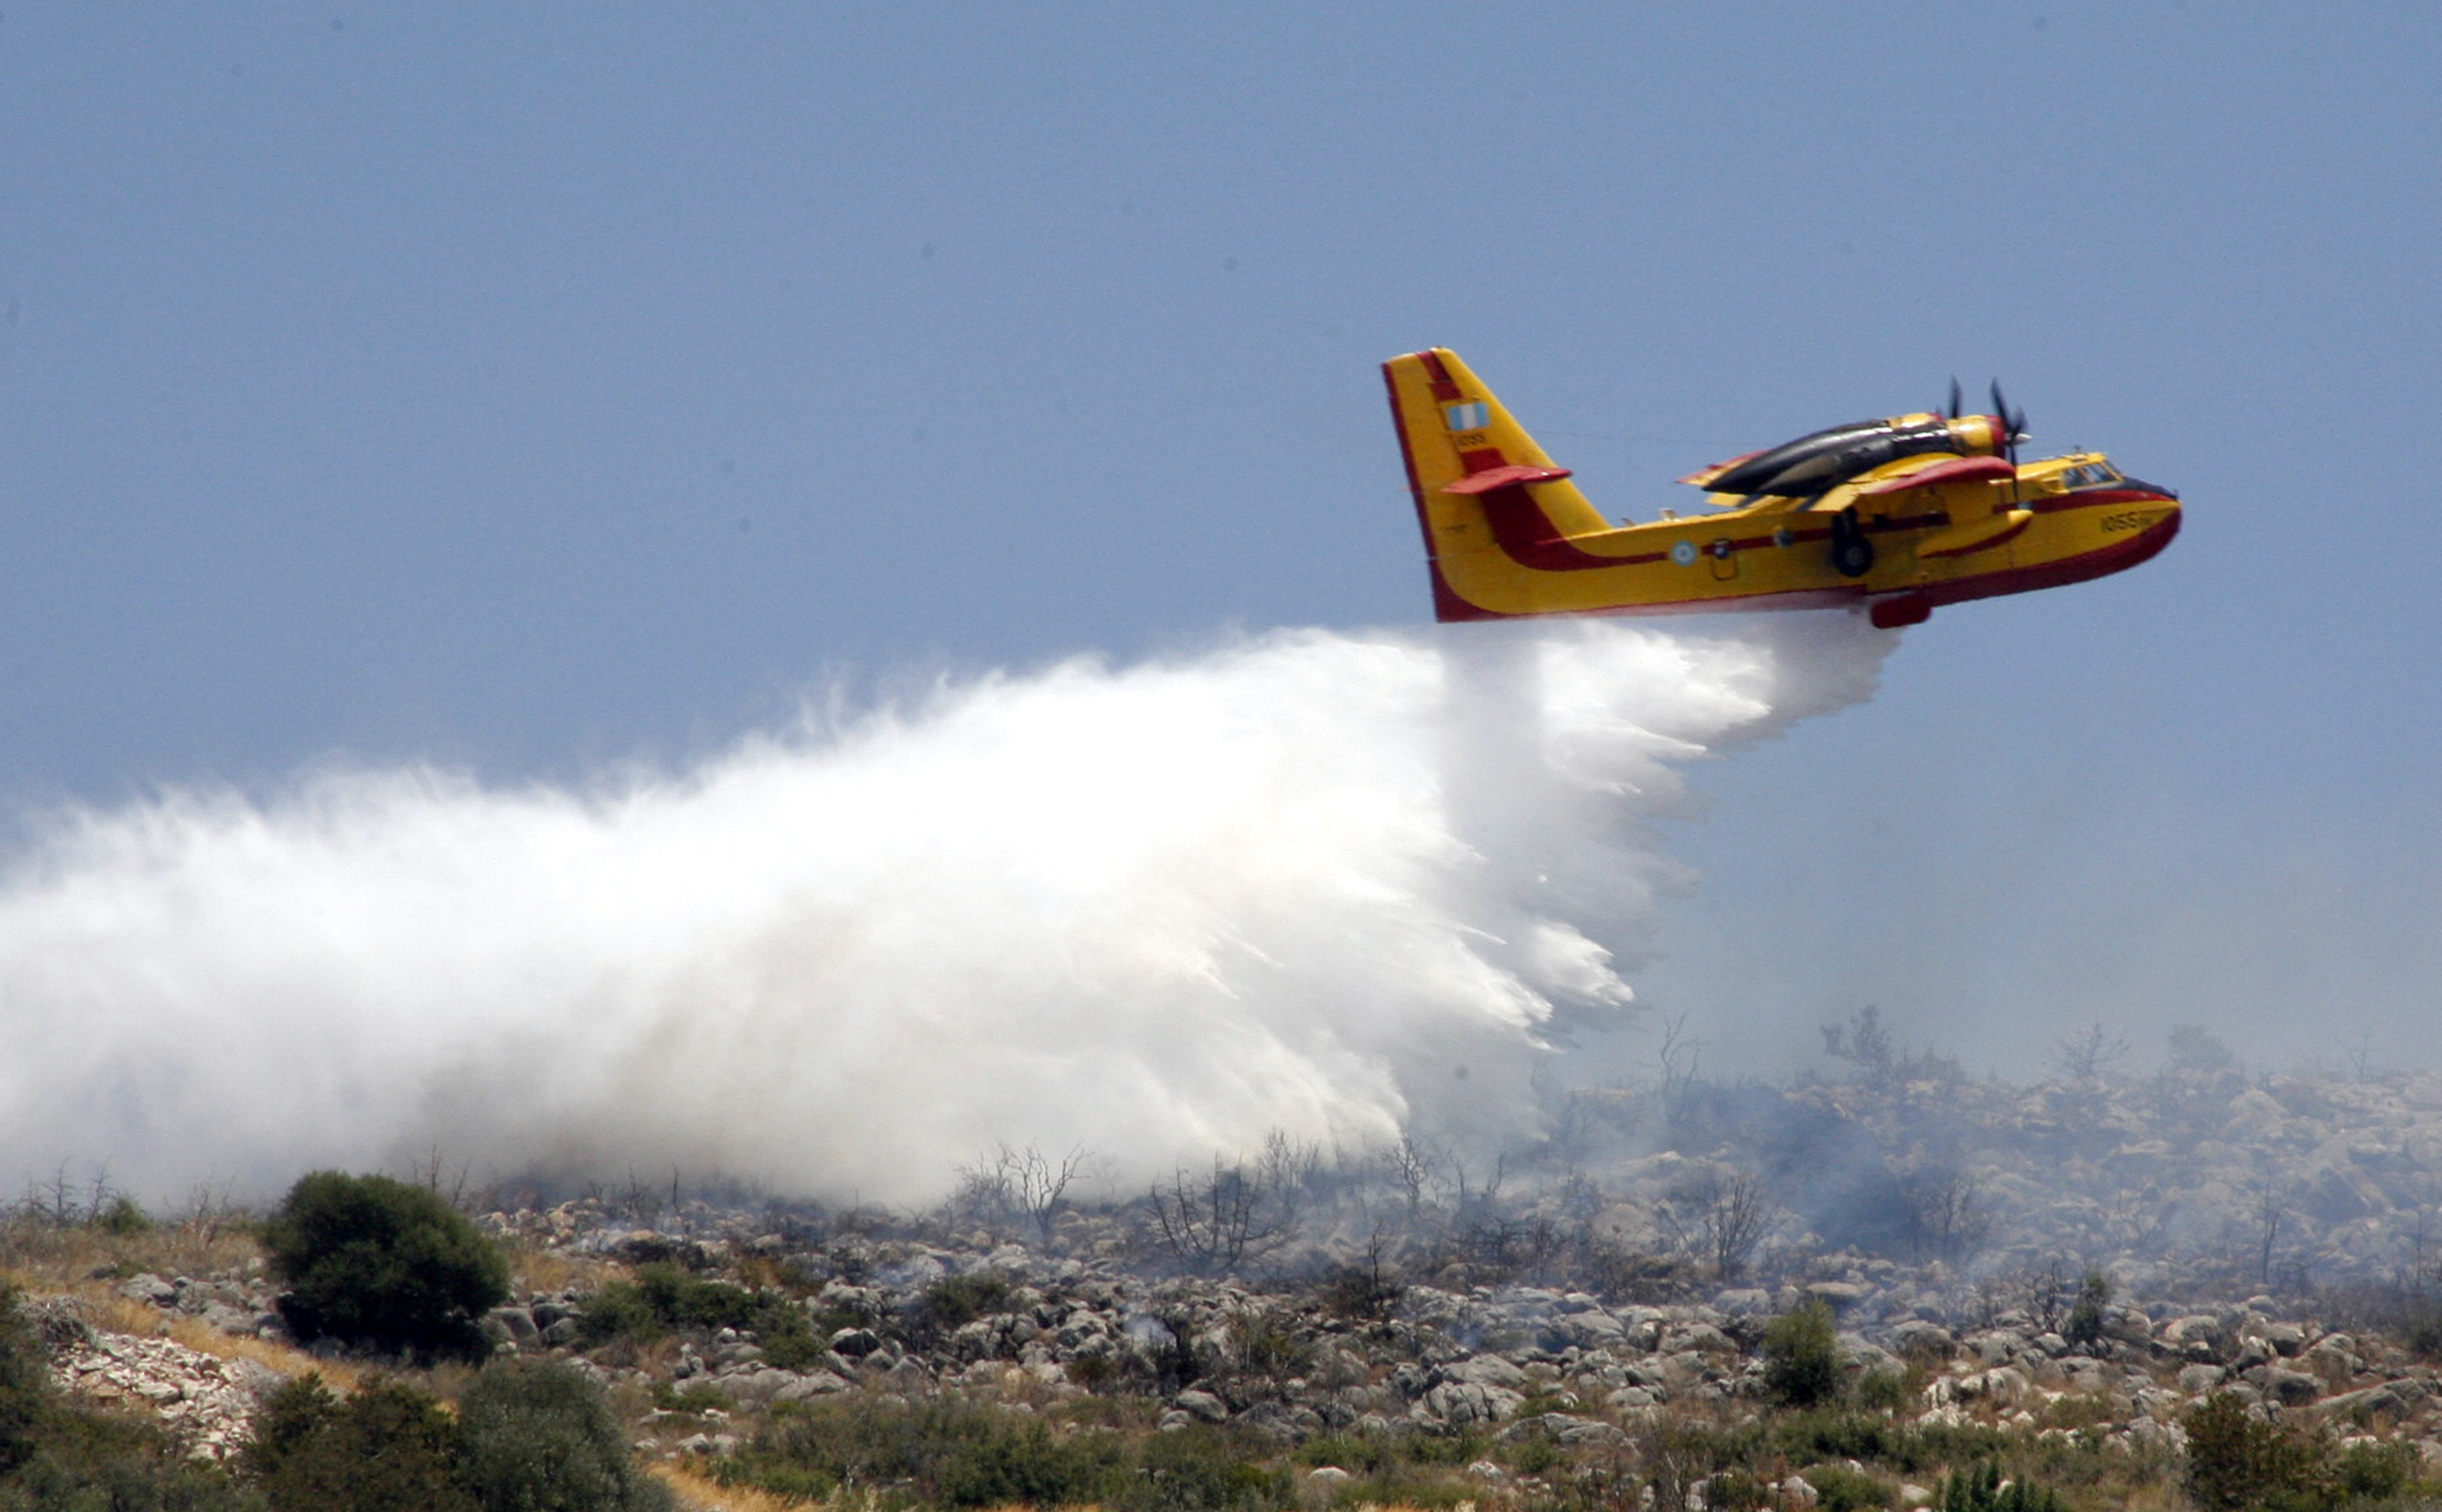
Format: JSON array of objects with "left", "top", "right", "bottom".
[
  {"left": 1762, "top": 1298, "right": 1842, "bottom": 1406},
  {"left": 262, "top": 1171, "right": 510, "bottom": 1361},
  {"left": 1664, "top": 1169, "right": 1777, "bottom": 1281},
  {"left": 2048, "top": 1020, "right": 2132, "bottom": 1082},
  {"left": 2063, "top": 1270, "right": 2112, "bottom": 1349},
  {"left": 1144, "top": 1159, "right": 1284, "bottom": 1276}
]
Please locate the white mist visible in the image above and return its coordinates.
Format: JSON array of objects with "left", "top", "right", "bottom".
[{"left": 0, "top": 617, "right": 1889, "bottom": 1206}]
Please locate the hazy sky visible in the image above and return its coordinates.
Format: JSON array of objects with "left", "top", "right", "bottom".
[{"left": 6, "top": 3, "right": 2438, "bottom": 1085}]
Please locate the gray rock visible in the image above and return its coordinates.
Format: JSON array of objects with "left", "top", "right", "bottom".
[
  {"left": 829, "top": 1327, "right": 882, "bottom": 1357},
  {"left": 2263, "top": 1367, "right": 2320, "bottom": 1406},
  {"left": 772, "top": 1370, "right": 855, "bottom": 1402},
  {"left": 1443, "top": 1353, "right": 1528, "bottom": 1389},
  {"left": 1660, "top": 1322, "right": 1737, "bottom": 1355},
  {"left": 1171, "top": 1389, "right": 1230, "bottom": 1424},
  {"left": 1234, "top": 1400, "right": 1324, "bottom": 1443},
  {"left": 1420, "top": 1380, "right": 1524, "bottom": 1425},
  {"left": 1806, "top": 1281, "right": 1869, "bottom": 1311}
]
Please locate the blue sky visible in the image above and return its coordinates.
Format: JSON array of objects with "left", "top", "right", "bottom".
[{"left": 6, "top": 3, "right": 2438, "bottom": 1077}]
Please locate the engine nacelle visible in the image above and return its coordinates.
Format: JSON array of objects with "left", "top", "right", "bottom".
[{"left": 1703, "top": 413, "right": 2010, "bottom": 500}]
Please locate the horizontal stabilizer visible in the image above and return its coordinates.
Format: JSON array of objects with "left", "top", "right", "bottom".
[
  {"left": 1442, "top": 463, "right": 1574, "bottom": 495},
  {"left": 1676, "top": 451, "right": 1762, "bottom": 487}
]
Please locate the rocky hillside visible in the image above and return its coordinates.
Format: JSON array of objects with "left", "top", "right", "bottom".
[{"left": 22, "top": 1047, "right": 2442, "bottom": 1508}]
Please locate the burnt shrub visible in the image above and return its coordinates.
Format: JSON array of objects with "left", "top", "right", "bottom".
[{"left": 261, "top": 1172, "right": 509, "bottom": 1361}]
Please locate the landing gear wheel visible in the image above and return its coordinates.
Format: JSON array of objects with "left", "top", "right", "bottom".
[{"left": 1829, "top": 509, "right": 1875, "bottom": 578}]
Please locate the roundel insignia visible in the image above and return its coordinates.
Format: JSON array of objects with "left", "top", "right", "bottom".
[{"left": 1671, "top": 541, "right": 1698, "bottom": 566}]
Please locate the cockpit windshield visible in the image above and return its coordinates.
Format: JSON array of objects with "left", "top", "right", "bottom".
[{"left": 2060, "top": 462, "right": 2121, "bottom": 489}]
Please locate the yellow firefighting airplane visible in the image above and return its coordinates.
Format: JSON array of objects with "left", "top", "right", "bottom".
[{"left": 1384, "top": 348, "right": 2180, "bottom": 629}]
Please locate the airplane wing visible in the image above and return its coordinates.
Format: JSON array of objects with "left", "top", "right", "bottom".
[{"left": 1855, "top": 455, "right": 2016, "bottom": 495}]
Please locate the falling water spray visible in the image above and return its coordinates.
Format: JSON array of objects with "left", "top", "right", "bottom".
[{"left": 0, "top": 617, "right": 1890, "bottom": 1205}]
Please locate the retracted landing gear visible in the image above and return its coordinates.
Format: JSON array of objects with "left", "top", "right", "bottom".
[{"left": 1829, "top": 506, "right": 1875, "bottom": 578}]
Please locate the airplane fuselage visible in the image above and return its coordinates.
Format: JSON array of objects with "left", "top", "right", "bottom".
[{"left": 1385, "top": 349, "right": 2181, "bottom": 630}]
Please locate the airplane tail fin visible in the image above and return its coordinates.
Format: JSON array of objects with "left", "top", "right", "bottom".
[{"left": 1382, "top": 349, "right": 1611, "bottom": 621}]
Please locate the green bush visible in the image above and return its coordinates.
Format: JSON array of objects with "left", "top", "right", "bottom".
[
  {"left": 717, "top": 1396, "right": 1300, "bottom": 1512},
  {"left": 1938, "top": 1461, "right": 2064, "bottom": 1512},
  {"left": 97, "top": 1195, "right": 155, "bottom": 1237},
  {"left": 242, "top": 1374, "right": 473, "bottom": 1512},
  {"left": 1763, "top": 1299, "right": 1842, "bottom": 1406},
  {"left": 6, "top": 1414, "right": 264, "bottom": 1511},
  {"left": 1113, "top": 1426, "right": 1289, "bottom": 1512},
  {"left": 914, "top": 1272, "right": 1013, "bottom": 1333},
  {"left": 0, "top": 1287, "right": 52, "bottom": 1476},
  {"left": 2335, "top": 1437, "right": 2421, "bottom": 1502},
  {"left": 576, "top": 1263, "right": 821, "bottom": 1369},
  {"left": 2183, "top": 1390, "right": 2334, "bottom": 1512},
  {"left": 456, "top": 1359, "right": 673, "bottom": 1512},
  {"left": 1805, "top": 1462, "right": 1890, "bottom": 1511},
  {"left": 260, "top": 1172, "right": 509, "bottom": 1361},
  {"left": 722, "top": 1395, "right": 1092, "bottom": 1504},
  {"left": 1854, "top": 1367, "right": 1909, "bottom": 1412},
  {"left": 1703, "top": 1469, "right": 1774, "bottom": 1510}
]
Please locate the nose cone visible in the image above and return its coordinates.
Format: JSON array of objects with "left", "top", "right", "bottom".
[{"left": 2107, "top": 484, "right": 2182, "bottom": 570}]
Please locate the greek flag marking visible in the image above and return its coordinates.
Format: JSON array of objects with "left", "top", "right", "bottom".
[{"left": 1444, "top": 401, "right": 1489, "bottom": 432}]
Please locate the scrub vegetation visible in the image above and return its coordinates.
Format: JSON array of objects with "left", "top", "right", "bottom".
[{"left": 14, "top": 1023, "right": 2442, "bottom": 1509}]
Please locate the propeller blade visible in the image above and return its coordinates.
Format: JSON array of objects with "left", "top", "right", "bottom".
[
  {"left": 1947, "top": 376, "right": 1963, "bottom": 419},
  {"left": 1989, "top": 380, "right": 2024, "bottom": 465}
]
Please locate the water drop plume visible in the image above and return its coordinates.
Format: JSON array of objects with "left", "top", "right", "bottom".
[{"left": 0, "top": 617, "right": 1890, "bottom": 1206}]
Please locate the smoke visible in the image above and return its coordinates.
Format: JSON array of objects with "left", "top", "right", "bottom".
[{"left": 0, "top": 617, "right": 1891, "bottom": 1207}]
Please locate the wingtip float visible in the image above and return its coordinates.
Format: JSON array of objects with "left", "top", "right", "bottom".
[{"left": 1383, "top": 348, "right": 2180, "bottom": 630}]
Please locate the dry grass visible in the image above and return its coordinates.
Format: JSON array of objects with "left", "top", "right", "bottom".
[
  {"left": 0, "top": 1213, "right": 257, "bottom": 1293},
  {"left": 650, "top": 1461, "right": 817, "bottom": 1511},
  {"left": 647, "top": 1467, "right": 1138, "bottom": 1512},
  {"left": 506, "top": 1241, "right": 621, "bottom": 1299},
  {"left": 164, "top": 1315, "right": 370, "bottom": 1393}
]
